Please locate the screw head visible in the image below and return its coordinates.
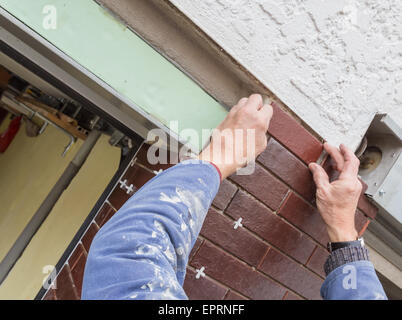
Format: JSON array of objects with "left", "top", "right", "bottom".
[{"left": 379, "top": 189, "right": 386, "bottom": 197}]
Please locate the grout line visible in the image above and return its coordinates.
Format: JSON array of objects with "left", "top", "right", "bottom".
[
  {"left": 189, "top": 238, "right": 204, "bottom": 264},
  {"left": 195, "top": 239, "right": 308, "bottom": 300},
  {"left": 225, "top": 178, "right": 328, "bottom": 252},
  {"left": 186, "top": 265, "right": 249, "bottom": 300},
  {"left": 275, "top": 190, "right": 292, "bottom": 214},
  {"left": 255, "top": 158, "right": 316, "bottom": 207},
  {"left": 282, "top": 291, "right": 289, "bottom": 300},
  {"left": 305, "top": 245, "right": 318, "bottom": 266},
  {"left": 257, "top": 246, "right": 271, "bottom": 269},
  {"left": 211, "top": 203, "right": 326, "bottom": 280}
]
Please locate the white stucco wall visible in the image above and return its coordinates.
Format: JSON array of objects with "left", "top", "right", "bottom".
[{"left": 169, "top": 0, "right": 401, "bottom": 149}]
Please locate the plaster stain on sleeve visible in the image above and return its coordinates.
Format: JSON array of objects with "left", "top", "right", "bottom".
[
  {"left": 160, "top": 192, "right": 181, "bottom": 204},
  {"left": 180, "top": 222, "right": 187, "bottom": 231}
]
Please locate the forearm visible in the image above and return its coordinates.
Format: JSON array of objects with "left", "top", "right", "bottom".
[{"left": 82, "top": 160, "right": 220, "bottom": 300}]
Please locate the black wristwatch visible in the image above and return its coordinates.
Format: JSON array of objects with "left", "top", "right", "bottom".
[{"left": 327, "top": 237, "right": 365, "bottom": 253}]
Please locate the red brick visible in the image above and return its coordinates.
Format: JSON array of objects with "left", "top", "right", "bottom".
[
  {"left": 258, "top": 138, "right": 315, "bottom": 201},
  {"left": 54, "top": 265, "right": 79, "bottom": 300},
  {"left": 258, "top": 248, "right": 323, "bottom": 300},
  {"left": 357, "top": 195, "right": 377, "bottom": 219},
  {"left": 283, "top": 291, "right": 303, "bottom": 300},
  {"left": 269, "top": 102, "right": 323, "bottom": 164},
  {"left": 200, "top": 208, "right": 269, "bottom": 266},
  {"left": 229, "top": 164, "right": 288, "bottom": 211},
  {"left": 126, "top": 164, "right": 156, "bottom": 189},
  {"left": 189, "top": 238, "right": 203, "bottom": 263},
  {"left": 134, "top": 143, "right": 176, "bottom": 172},
  {"left": 81, "top": 223, "right": 100, "bottom": 253},
  {"left": 183, "top": 268, "right": 228, "bottom": 300},
  {"left": 95, "top": 202, "right": 116, "bottom": 228},
  {"left": 68, "top": 243, "right": 86, "bottom": 270},
  {"left": 212, "top": 180, "right": 237, "bottom": 210},
  {"left": 42, "top": 289, "right": 57, "bottom": 300},
  {"left": 191, "top": 241, "right": 286, "bottom": 300},
  {"left": 225, "top": 290, "right": 248, "bottom": 300},
  {"left": 108, "top": 164, "right": 156, "bottom": 210},
  {"left": 278, "top": 193, "right": 329, "bottom": 246},
  {"left": 70, "top": 252, "right": 87, "bottom": 298},
  {"left": 108, "top": 186, "right": 134, "bottom": 210},
  {"left": 355, "top": 209, "right": 369, "bottom": 235},
  {"left": 226, "top": 191, "right": 316, "bottom": 264},
  {"left": 306, "top": 246, "right": 328, "bottom": 278}
]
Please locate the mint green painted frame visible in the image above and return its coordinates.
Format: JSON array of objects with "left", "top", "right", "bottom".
[{"left": 0, "top": 0, "right": 227, "bottom": 150}]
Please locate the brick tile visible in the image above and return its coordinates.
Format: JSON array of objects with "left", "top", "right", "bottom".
[
  {"left": 108, "top": 187, "right": 134, "bottom": 210},
  {"left": 108, "top": 164, "right": 156, "bottom": 210},
  {"left": 95, "top": 202, "right": 116, "bottom": 228},
  {"left": 229, "top": 164, "right": 288, "bottom": 211},
  {"left": 269, "top": 102, "right": 323, "bottom": 164},
  {"left": 357, "top": 195, "right": 377, "bottom": 219},
  {"left": 212, "top": 180, "right": 237, "bottom": 210},
  {"left": 224, "top": 290, "right": 248, "bottom": 300},
  {"left": 306, "top": 246, "right": 328, "bottom": 278},
  {"left": 283, "top": 291, "right": 303, "bottom": 300},
  {"left": 135, "top": 143, "right": 176, "bottom": 172},
  {"left": 42, "top": 289, "right": 57, "bottom": 300},
  {"left": 278, "top": 193, "right": 329, "bottom": 246},
  {"left": 53, "top": 265, "right": 78, "bottom": 300},
  {"left": 81, "top": 223, "right": 100, "bottom": 253},
  {"left": 200, "top": 208, "right": 269, "bottom": 266},
  {"left": 259, "top": 248, "right": 323, "bottom": 300},
  {"left": 68, "top": 243, "right": 86, "bottom": 270},
  {"left": 189, "top": 238, "right": 203, "bottom": 263},
  {"left": 355, "top": 209, "right": 369, "bottom": 235},
  {"left": 191, "top": 241, "right": 286, "bottom": 299},
  {"left": 70, "top": 252, "right": 87, "bottom": 299},
  {"left": 183, "top": 268, "right": 228, "bottom": 300},
  {"left": 226, "top": 191, "right": 316, "bottom": 264},
  {"left": 258, "top": 138, "right": 315, "bottom": 201},
  {"left": 126, "top": 164, "right": 156, "bottom": 189}
]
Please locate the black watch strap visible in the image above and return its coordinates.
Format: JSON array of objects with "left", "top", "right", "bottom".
[{"left": 327, "top": 237, "right": 364, "bottom": 253}]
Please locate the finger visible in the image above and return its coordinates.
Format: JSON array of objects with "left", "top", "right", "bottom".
[
  {"left": 309, "top": 163, "right": 330, "bottom": 190},
  {"left": 231, "top": 97, "right": 248, "bottom": 113},
  {"left": 324, "top": 142, "right": 344, "bottom": 171},
  {"left": 339, "top": 144, "right": 360, "bottom": 179},
  {"left": 259, "top": 104, "right": 273, "bottom": 131},
  {"left": 245, "top": 93, "right": 263, "bottom": 111}
]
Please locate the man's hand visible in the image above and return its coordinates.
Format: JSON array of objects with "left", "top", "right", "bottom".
[
  {"left": 309, "top": 143, "right": 363, "bottom": 242},
  {"left": 198, "top": 94, "right": 273, "bottom": 180}
]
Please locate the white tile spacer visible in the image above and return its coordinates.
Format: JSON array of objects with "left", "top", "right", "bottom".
[
  {"left": 195, "top": 266, "right": 206, "bottom": 279},
  {"left": 234, "top": 217, "right": 243, "bottom": 230},
  {"left": 119, "top": 179, "right": 128, "bottom": 190},
  {"left": 153, "top": 169, "right": 163, "bottom": 175},
  {"left": 119, "top": 179, "right": 134, "bottom": 194},
  {"left": 125, "top": 184, "right": 134, "bottom": 194}
]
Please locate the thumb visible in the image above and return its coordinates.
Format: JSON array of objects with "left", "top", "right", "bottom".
[{"left": 309, "top": 163, "right": 330, "bottom": 190}]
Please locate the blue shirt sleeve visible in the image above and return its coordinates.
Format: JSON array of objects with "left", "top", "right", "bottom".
[
  {"left": 321, "top": 260, "right": 387, "bottom": 300},
  {"left": 81, "top": 160, "right": 220, "bottom": 300}
]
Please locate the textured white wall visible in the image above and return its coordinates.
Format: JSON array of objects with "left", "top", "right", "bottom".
[{"left": 169, "top": 0, "right": 401, "bottom": 149}]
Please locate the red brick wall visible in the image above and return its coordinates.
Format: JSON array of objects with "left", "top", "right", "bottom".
[{"left": 42, "top": 103, "right": 377, "bottom": 300}]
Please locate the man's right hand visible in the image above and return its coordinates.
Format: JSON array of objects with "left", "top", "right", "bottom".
[{"left": 309, "top": 143, "right": 363, "bottom": 243}]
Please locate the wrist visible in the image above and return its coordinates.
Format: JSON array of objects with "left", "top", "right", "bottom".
[
  {"left": 197, "top": 146, "right": 237, "bottom": 180},
  {"left": 327, "top": 226, "right": 358, "bottom": 243}
]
